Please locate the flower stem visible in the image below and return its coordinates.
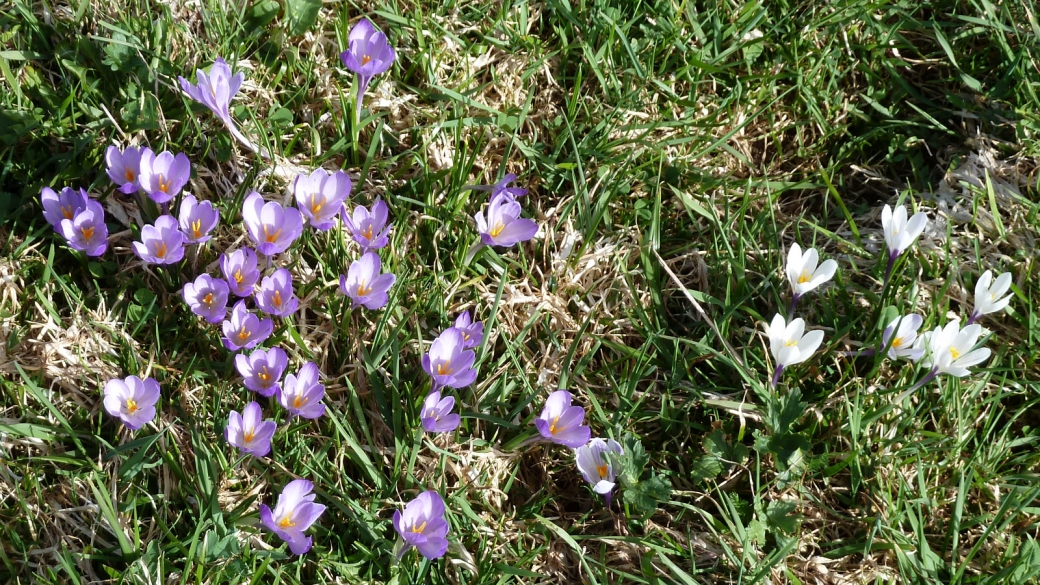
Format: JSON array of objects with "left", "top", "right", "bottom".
[
  {"left": 883, "top": 252, "right": 896, "bottom": 290},
  {"left": 771, "top": 366, "right": 784, "bottom": 388},
  {"left": 839, "top": 348, "right": 876, "bottom": 358},
  {"left": 909, "top": 368, "right": 939, "bottom": 393},
  {"left": 787, "top": 294, "right": 801, "bottom": 320},
  {"left": 966, "top": 311, "right": 979, "bottom": 326}
]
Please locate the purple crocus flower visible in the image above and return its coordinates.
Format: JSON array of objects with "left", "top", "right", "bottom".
[
  {"left": 255, "top": 268, "right": 299, "bottom": 318},
  {"left": 102, "top": 375, "right": 160, "bottom": 431},
  {"left": 225, "top": 401, "right": 276, "bottom": 457},
  {"left": 575, "top": 438, "right": 624, "bottom": 507},
  {"left": 475, "top": 193, "right": 538, "bottom": 247},
  {"left": 277, "top": 362, "right": 326, "bottom": 419},
  {"left": 221, "top": 300, "right": 274, "bottom": 351},
  {"left": 220, "top": 248, "right": 261, "bottom": 297},
  {"left": 105, "top": 146, "right": 144, "bottom": 194},
  {"left": 178, "top": 194, "right": 220, "bottom": 244},
  {"left": 259, "top": 479, "right": 326, "bottom": 555},
  {"left": 235, "top": 347, "right": 289, "bottom": 397},
  {"left": 41, "top": 186, "right": 89, "bottom": 230},
  {"left": 465, "top": 172, "right": 527, "bottom": 201},
  {"left": 452, "top": 311, "right": 483, "bottom": 349},
  {"left": 138, "top": 150, "right": 191, "bottom": 205},
  {"left": 59, "top": 200, "right": 109, "bottom": 257},
  {"left": 182, "top": 273, "right": 230, "bottom": 324},
  {"left": 133, "top": 215, "right": 186, "bottom": 265},
  {"left": 242, "top": 192, "right": 304, "bottom": 256},
  {"left": 534, "top": 390, "right": 591, "bottom": 448},
  {"left": 421, "top": 328, "right": 477, "bottom": 390},
  {"left": 177, "top": 57, "right": 254, "bottom": 149},
  {"left": 344, "top": 199, "right": 391, "bottom": 251},
  {"left": 339, "top": 18, "right": 395, "bottom": 122},
  {"left": 338, "top": 251, "right": 395, "bottom": 310},
  {"left": 421, "top": 391, "right": 461, "bottom": 433},
  {"left": 393, "top": 491, "right": 450, "bottom": 560},
  {"left": 293, "top": 169, "right": 351, "bottom": 231}
]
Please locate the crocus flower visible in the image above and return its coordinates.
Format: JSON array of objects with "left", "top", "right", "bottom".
[
  {"left": 465, "top": 172, "right": 527, "bottom": 201},
  {"left": 102, "top": 375, "right": 160, "bottom": 430},
  {"left": 785, "top": 243, "right": 838, "bottom": 315},
  {"left": 475, "top": 193, "right": 538, "bottom": 247},
  {"left": 255, "top": 268, "right": 299, "bottom": 318},
  {"left": 41, "top": 186, "right": 89, "bottom": 230},
  {"left": 968, "top": 270, "right": 1013, "bottom": 324},
  {"left": 338, "top": 251, "right": 395, "bottom": 310},
  {"left": 259, "top": 479, "right": 326, "bottom": 555},
  {"left": 235, "top": 347, "right": 289, "bottom": 397},
  {"left": 766, "top": 314, "right": 825, "bottom": 386},
  {"left": 392, "top": 491, "right": 449, "bottom": 560},
  {"left": 225, "top": 401, "right": 276, "bottom": 457},
  {"left": 421, "top": 328, "right": 477, "bottom": 390},
  {"left": 277, "top": 362, "right": 326, "bottom": 419},
  {"left": 178, "top": 57, "right": 254, "bottom": 150},
  {"left": 534, "top": 390, "right": 591, "bottom": 448},
  {"left": 575, "top": 438, "right": 624, "bottom": 507},
  {"left": 138, "top": 150, "right": 191, "bottom": 205},
  {"left": 133, "top": 215, "right": 186, "bottom": 265},
  {"left": 242, "top": 192, "right": 304, "bottom": 256},
  {"left": 59, "top": 200, "right": 109, "bottom": 257},
  {"left": 105, "top": 146, "right": 144, "bottom": 194},
  {"left": 178, "top": 194, "right": 220, "bottom": 244},
  {"left": 220, "top": 248, "right": 261, "bottom": 297},
  {"left": 421, "top": 391, "right": 460, "bottom": 433},
  {"left": 881, "top": 204, "right": 927, "bottom": 273},
  {"left": 881, "top": 314, "right": 925, "bottom": 361},
  {"left": 221, "top": 300, "right": 274, "bottom": 351},
  {"left": 344, "top": 199, "right": 391, "bottom": 251},
  {"left": 451, "top": 311, "right": 483, "bottom": 349},
  {"left": 182, "top": 273, "right": 230, "bottom": 324},
  {"left": 293, "top": 169, "right": 351, "bottom": 231},
  {"left": 921, "top": 321, "right": 991, "bottom": 378},
  {"left": 340, "top": 18, "right": 396, "bottom": 122}
]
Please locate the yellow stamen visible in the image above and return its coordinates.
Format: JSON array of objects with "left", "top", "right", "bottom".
[
  {"left": 950, "top": 347, "right": 961, "bottom": 360},
  {"left": 436, "top": 361, "right": 453, "bottom": 376},
  {"left": 278, "top": 516, "right": 295, "bottom": 529},
  {"left": 549, "top": 415, "right": 562, "bottom": 434},
  {"left": 892, "top": 336, "right": 903, "bottom": 348},
  {"left": 784, "top": 339, "right": 797, "bottom": 347},
  {"left": 263, "top": 224, "right": 282, "bottom": 243},
  {"left": 462, "top": 332, "right": 470, "bottom": 341},
  {"left": 362, "top": 225, "right": 374, "bottom": 240},
  {"left": 411, "top": 521, "right": 426, "bottom": 534},
  {"left": 797, "top": 270, "right": 811, "bottom": 284},
  {"left": 310, "top": 194, "right": 323, "bottom": 215},
  {"left": 234, "top": 269, "right": 244, "bottom": 285},
  {"left": 202, "top": 292, "right": 214, "bottom": 307},
  {"left": 362, "top": 55, "right": 372, "bottom": 65},
  {"left": 293, "top": 395, "right": 307, "bottom": 409},
  {"left": 490, "top": 221, "right": 506, "bottom": 237},
  {"left": 153, "top": 241, "right": 167, "bottom": 259},
  {"left": 62, "top": 205, "right": 74, "bottom": 220},
  {"left": 357, "top": 279, "right": 372, "bottom": 297},
  {"left": 125, "top": 398, "right": 138, "bottom": 414},
  {"left": 80, "top": 226, "right": 95, "bottom": 241},
  {"left": 243, "top": 427, "right": 256, "bottom": 443},
  {"left": 237, "top": 326, "right": 249, "bottom": 341},
  {"left": 158, "top": 173, "right": 169, "bottom": 193},
  {"left": 259, "top": 367, "right": 270, "bottom": 382},
  {"left": 273, "top": 290, "right": 283, "bottom": 307},
  {"left": 125, "top": 168, "right": 135, "bottom": 182},
  {"left": 596, "top": 464, "right": 609, "bottom": 479},
  {"left": 192, "top": 219, "right": 202, "bottom": 240}
]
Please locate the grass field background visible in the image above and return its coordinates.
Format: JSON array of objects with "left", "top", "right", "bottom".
[{"left": 2, "top": 0, "right": 1040, "bottom": 583}]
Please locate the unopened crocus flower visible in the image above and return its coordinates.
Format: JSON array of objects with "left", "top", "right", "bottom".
[
  {"left": 534, "top": 390, "right": 591, "bottom": 448},
  {"left": 59, "top": 200, "right": 109, "bottom": 257},
  {"left": 235, "top": 347, "right": 289, "bottom": 397},
  {"left": 766, "top": 314, "right": 825, "bottom": 387},
  {"left": 475, "top": 193, "right": 538, "bottom": 247},
  {"left": 910, "top": 321, "right": 992, "bottom": 391},
  {"left": 178, "top": 57, "right": 254, "bottom": 149},
  {"left": 421, "top": 391, "right": 460, "bottom": 433},
  {"left": 138, "top": 150, "right": 191, "bottom": 205},
  {"left": 465, "top": 172, "right": 527, "bottom": 201},
  {"left": 255, "top": 268, "right": 299, "bottom": 318},
  {"left": 221, "top": 300, "right": 273, "bottom": 351},
  {"left": 421, "top": 328, "right": 477, "bottom": 390},
  {"left": 881, "top": 204, "right": 927, "bottom": 279},
  {"left": 242, "top": 192, "right": 304, "bottom": 256},
  {"left": 133, "top": 215, "right": 186, "bottom": 265},
  {"left": 785, "top": 243, "right": 837, "bottom": 315},
  {"left": 260, "top": 479, "right": 326, "bottom": 555},
  {"left": 178, "top": 194, "right": 220, "bottom": 244},
  {"left": 451, "top": 311, "right": 483, "bottom": 349},
  {"left": 881, "top": 314, "right": 925, "bottom": 361},
  {"left": 225, "top": 401, "right": 276, "bottom": 457},
  {"left": 575, "top": 438, "right": 624, "bottom": 507},
  {"left": 344, "top": 199, "right": 391, "bottom": 251},
  {"left": 182, "top": 273, "right": 230, "bottom": 323},
  {"left": 103, "top": 375, "right": 160, "bottom": 430},
  {"left": 338, "top": 251, "right": 395, "bottom": 310},
  {"left": 293, "top": 169, "right": 351, "bottom": 231},
  {"left": 278, "top": 362, "right": 326, "bottom": 419},
  {"left": 41, "top": 186, "right": 89, "bottom": 230},
  {"left": 968, "top": 270, "right": 1013, "bottom": 324},
  {"left": 340, "top": 18, "right": 395, "bottom": 122},
  {"left": 220, "top": 248, "right": 261, "bottom": 297},
  {"left": 393, "top": 491, "right": 449, "bottom": 560},
  {"left": 105, "top": 146, "right": 144, "bottom": 194}
]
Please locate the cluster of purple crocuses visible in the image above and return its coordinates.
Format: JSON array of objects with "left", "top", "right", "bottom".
[{"left": 418, "top": 312, "right": 482, "bottom": 435}]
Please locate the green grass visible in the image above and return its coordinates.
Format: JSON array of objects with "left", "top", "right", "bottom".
[{"left": 2, "top": 0, "right": 1040, "bottom": 583}]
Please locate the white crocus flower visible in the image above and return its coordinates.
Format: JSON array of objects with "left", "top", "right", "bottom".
[
  {"left": 882, "top": 204, "right": 928, "bottom": 261},
  {"left": 969, "top": 270, "right": 1013, "bottom": 324},
  {"left": 921, "top": 321, "right": 991, "bottom": 378},
  {"left": 574, "top": 438, "right": 624, "bottom": 507},
  {"left": 881, "top": 314, "right": 925, "bottom": 361},
  {"left": 766, "top": 313, "right": 825, "bottom": 386},
  {"left": 786, "top": 243, "right": 838, "bottom": 299}
]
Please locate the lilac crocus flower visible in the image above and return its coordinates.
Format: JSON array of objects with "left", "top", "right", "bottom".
[
  {"left": 475, "top": 193, "right": 538, "bottom": 247},
  {"left": 338, "top": 252, "right": 395, "bottom": 310},
  {"left": 344, "top": 199, "right": 391, "bottom": 251},
  {"left": 339, "top": 18, "right": 395, "bottom": 122},
  {"left": 575, "top": 438, "right": 624, "bottom": 507},
  {"left": 465, "top": 172, "right": 527, "bottom": 201},
  {"left": 133, "top": 215, "right": 186, "bottom": 265},
  {"left": 421, "top": 391, "right": 460, "bottom": 433},
  {"left": 105, "top": 146, "right": 144, "bottom": 194},
  {"left": 220, "top": 248, "right": 261, "bottom": 297},
  {"left": 59, "top": 200, "right": 109, "bottom": 257},
  {"left": 102, "top": 375, "right": 160, "bottom": 431},
  {"left": 236, "top": 347, "right": 289, "bottom": 397},
  {"left": 178, "top": 57, "right": 254, "bottom": 149},
  {"left": 225, "top": 401, "right": 276, "bottom": 457},
  {"left": 40, "top": 186, "right": 89, "bottom": 230},
  {"left": 221, "top": 300, "right": 274, "bottom": 351},
  {"left": 137, "top": 150, "right": 191, "bottom": 205},
  {"left": 534, "top": 390, "right": 591, "bottom": 448},
  {"left": 255, "top": 268, "right": 299, "bottom": 318},
  {"left": 452, "top": 311, "right": 483, "bottom": 349},
  {"left": 293, "top": 169, "right": 351, "bottom": 231},
  {"left": 421, "top": 328, "right": 477, "bottom": 390},
  {"left": 242, "top": 192, "right": 304, "bottom": 256},
  {"left": 277, "top": 362, "right": 326, "bottom": 419},
  {"left": 182, "top": 273, "right": 230, "bottom": 323},
  {"left": 260, "top": 479, "right": 326, "bottom": 555},
  {"left": 178, "top": 194, "right": 220, "bottom": 244},
  {"left": 393, "top": 491, "right": 449, "bottom": 560}
]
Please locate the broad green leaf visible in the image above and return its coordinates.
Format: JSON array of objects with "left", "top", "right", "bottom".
[{"left": 284, "top": 0, "right": 321, "bottom": 36}]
